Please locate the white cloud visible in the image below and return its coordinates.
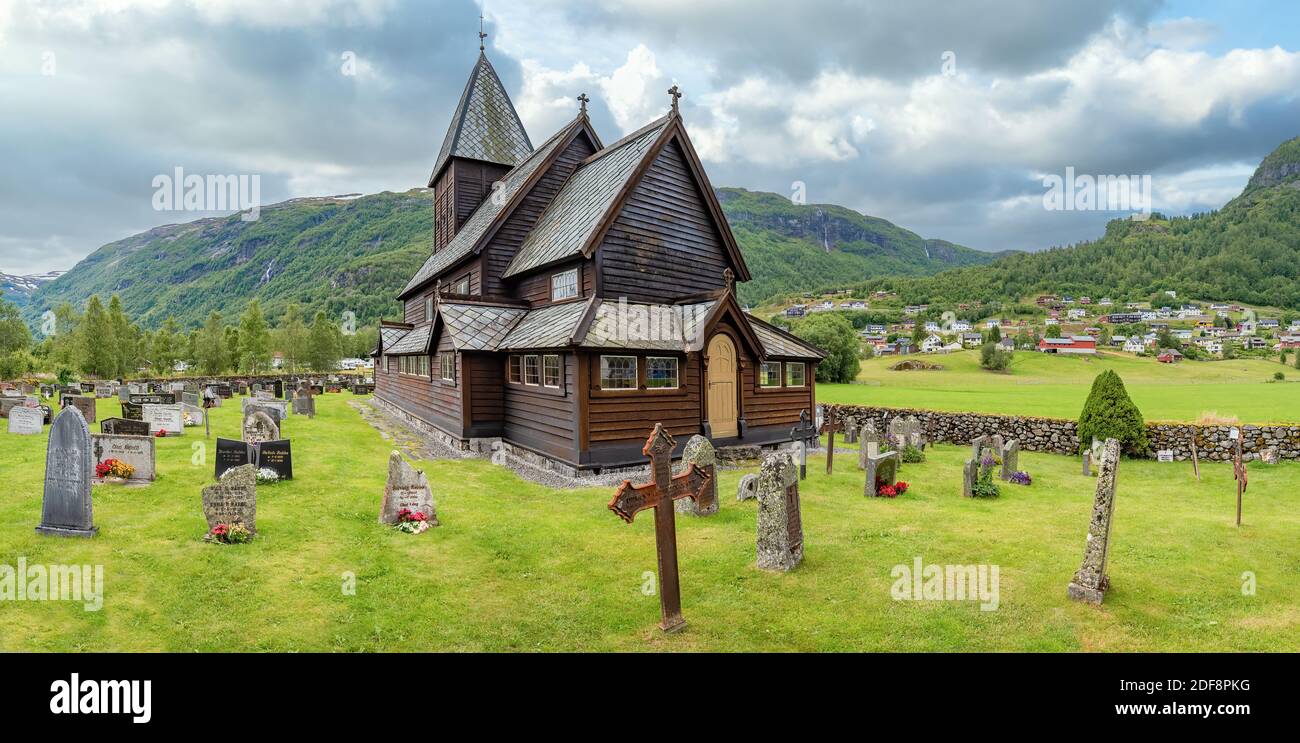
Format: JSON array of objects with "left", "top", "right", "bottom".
[{"left": 599, "top": 44, "right": 668, "bottom": 131}]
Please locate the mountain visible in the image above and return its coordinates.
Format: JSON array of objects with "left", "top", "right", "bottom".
[
  {"left": 21, "top": 186, "right": 999, "bottom": 329},
  {"left": 865, "top": 136, "right": 1300, "bottom": 310},
  {"left": 717, "top": 188, "right": 1007, "bottom": 306},
  {"left": 1, "top": 271, "right": 64, "bottom": 308}
]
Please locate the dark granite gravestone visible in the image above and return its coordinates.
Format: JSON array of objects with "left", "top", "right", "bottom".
[
  {"left": 36, "top": 407, "right": 97, "bottom": 537},
  {"left": 215, "top": 384, "right": 233, "bottom": 399},
  {"left": 0, "top": 397, "right": 22, "bottom": 418},
  {"left": 1068, "top": 438, "right": 1121, "bottom": 605},
  {"left": 292, "top": 389, "right": 315, "bottom": 417},
  {"left": 351, "top": 383, "right": 372, "bottom": 395},
  {"left": 215, "top": 438, "right": 252, "bottom": 479},
  {"left": 65, "top": 395, "right": 96, "bottom": 423},
  {"left": 202, "top": 464, "right": 257, "bottom": 536},
  {"left": 256, "top": 439, "right": 293, "bottom": 480},
  {"left": 120, "top": 401, "right": 144, "bottom": 421},
  {"left": 101, "top": 417, "right": 151, "bottom": 437},
  {"left": 864, "top": 451, "right": 899, "bottom": 497},
  {"left": 272, "top": 380, "right": 284, "bottom": 398},
  {"left": 755, "top": 451, "right": 802, "bottom": 571},
  {"left": 378, "top": 451, "right": 436, "bottom": 524}
]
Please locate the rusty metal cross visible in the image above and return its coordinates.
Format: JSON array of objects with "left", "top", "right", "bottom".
[
  {"left": 608, "top": 424, "right": 713, "bottom": 633},
  {"left": 789, "top": 409, "right": 818, "bottom": 480},
  {"left": 821, "top": 406, "right": 843, "bottom": 474}
]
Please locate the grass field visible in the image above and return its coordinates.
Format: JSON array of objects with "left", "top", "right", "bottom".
[
  {"left": 2, "top": 395, "right": 1297, "bottom": 651},
  {"left": 818, "top": 350, "right": 1300, "bottom": 423}
]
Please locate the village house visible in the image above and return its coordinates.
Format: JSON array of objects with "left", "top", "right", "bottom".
[
  {"left": 1038, "top": 336, "right": 1098, "bottom": 355},
  {"left": 1157, "top": 348, "right": 1184, "bottom": 364},
  {"left": 1122, "top": 337, "right": 1146, "bottom": 354},
  {"left": 920, "top": 334, "right": 945, "bottom": 353},
  {"left": 373, "top": 48, "right": 824, "bottom": 472}
]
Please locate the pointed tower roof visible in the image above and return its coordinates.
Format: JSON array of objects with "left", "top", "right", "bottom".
[{"left": 429, "top": 51, "right": 533, "bottom": 186}]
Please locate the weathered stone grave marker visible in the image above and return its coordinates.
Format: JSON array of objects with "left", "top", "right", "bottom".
[
  {"left": 1067, "top": 438, "right": 1120, "bottom": 605},
  {"left": 378, "top": 451, "right": 438, "bottom": 525},
  {"left": 756, "top": 451, "right": 803, "bottom": 571},
  {"left": 202, "top": 464, "right": 257, "bottom": 537},
  {"left": 674, "top": 435, "right": 718, "bottom": 516}
]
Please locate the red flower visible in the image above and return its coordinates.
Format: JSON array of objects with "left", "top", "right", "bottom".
[
  {"left": 155, "top": 429, "right": 167, "bottom": 437},
  {"left": 895, "top": 481, "right": 910, "bottom": 493}
]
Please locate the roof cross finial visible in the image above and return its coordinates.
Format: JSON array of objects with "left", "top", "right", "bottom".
[
  {"left": 667, "top": 84, "right": 682, "bottom": 116},
  {"left": 479, "top": 14, "right": 487, "bottom": 51},
  {"left": 577, "top": 93, "right": 589, "bottom": 115}
]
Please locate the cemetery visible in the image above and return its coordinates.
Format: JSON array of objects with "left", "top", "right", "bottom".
[{"left": 1, "top": 388, "right": 1297, "bottom": 652}]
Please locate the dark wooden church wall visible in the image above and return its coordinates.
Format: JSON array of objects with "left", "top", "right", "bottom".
[
  {"left": 597, "top": 139, "right": 730, "bottom": 303},
  {"left": 502, "top": 353, "right": 579, "bottom": 462},
  {"left": 584, "top": 351, "right": 702, "bottom": 453},
  {"left": 465, "top": 353, "right": 505, "bottom": 437},
  {"left": 512, "top": 258, "right": 593, "bottom": 306},
  {"left": 484, "top": 133, "right": 597, "bottom": 298}
]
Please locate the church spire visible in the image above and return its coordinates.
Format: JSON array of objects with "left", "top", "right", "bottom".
[{"left": 428, "top": 44, "right": 533, "bottom": 187}]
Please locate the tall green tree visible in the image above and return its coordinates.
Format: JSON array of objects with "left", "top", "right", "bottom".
[
  {"left": 196, "top": 311, "right": 227, "bottom": 375},
  {"left": 793, "top": 312, "right": 860, "bottom": 383},
  {"left": 238, "top": 300, "right": 272, "bottom": 373},
  {"left": 306, "top": 311, "right": 343, "bottom": 372},
  {"left": 79, "top": 295, "right": 115, "bottom": 378},
  {"left": 277, "top": 304, "right": 309, "bottom": 372},
  {"left": 0, "top": 292, "right": 33, "bottom": 378},
  {"left": 106, "top": 294, "right": 137, "bottom": 378},
  {"left": 151, "top": 316, "right": 182, "bottom": 375}
]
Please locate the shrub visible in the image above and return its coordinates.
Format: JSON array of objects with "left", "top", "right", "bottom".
[
  {"left": 1076, "top": 370, "right": 1148, "bottom": 455},
  {"left": 899, "top": 444, "right": 926, "bottom": 463},
  {"left": 979, "top": 342, "right": 1011, "bottom": 372},
  {"left": 1274, "top": 371, "right": 1286, "bottom": 382},
  {"left": 793, "top": 313, "right": 860, "bottom": 383},
  {"left": 971, "top": 458, "right": 1001, "bottom": 498}
]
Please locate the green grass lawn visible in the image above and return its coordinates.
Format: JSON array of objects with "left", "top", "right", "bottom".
[
  {"left": 819, "top": 350, "right": 1300, "bottom": 423},
  {"left": 2, "top": 394, "right": 1297, "bottom": 651}
]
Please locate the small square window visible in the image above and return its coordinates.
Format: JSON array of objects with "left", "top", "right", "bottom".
[
  {"left": 543, "top": 355, "right": 561, "bottom": 388},
  {"left": 508, "top": 355, "right": 522, "bottom": 384},
  {"left": 786, "top": 362, "right": 806, "bottom": 387},
  {"left": 524, "top": 355, "right": 540, "bottom": 386},
  {"left": 646, "top": 357, "right": 679, "bottom": 389},
  {"left": 600, "top": 356, "right": 637, "bottom": 390},
  {"left": 760, "top": 361, "right": 782, "bottom": 388},
  {"left": 551, "top": 269, "right": 579, "bottom": 301}
]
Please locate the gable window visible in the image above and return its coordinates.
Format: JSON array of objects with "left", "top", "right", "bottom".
[
  {"left": 600, "top": 355, "right": 637, "bottom": 390},
  {"left": 759, "top": 361, "right": 782, "bottom": 388},
  {"left": 543, "top": 355, "right": 562, "bottom": 388},
  {"left": 550, "top": 269, "right": 579, "bottom": 301},
  {"left": 508, "top": 355, "right": 522, "bottom": 384},
  {"left": 786, "top": 362, "right": 806, "bottom": 388},
  {"left": 440, "top": 353, "right": 456, "bottom": 382},
  {"left": 424, "top": 296, "right": 434, "bottom": 322},
  {"left": 646, "top": 357, "right": 679, "bottom": 389},
  {"left": 524, "top": 355, "right": 541, "bottom": 386},
  {"left": 454, "top": 275, "right": 471, "bottom": 295}
]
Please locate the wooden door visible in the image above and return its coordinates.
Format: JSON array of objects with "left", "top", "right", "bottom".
[{"left": 706, "top": 334, "right": 738, "bottom": 438}]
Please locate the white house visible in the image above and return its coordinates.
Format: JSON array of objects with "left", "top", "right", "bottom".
[
  {"left": 951, "top": 320, "right": 972, "bottom": 332},
  {"left": 1123, "top": 337, "right": 1146, "bottom": 354},
  {"left": 921, "top": 334, "right": 946, "bottom": 353}
]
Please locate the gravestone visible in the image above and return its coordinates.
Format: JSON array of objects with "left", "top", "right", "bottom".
[
  {"left": 864, "top": 451, "right": 899, "bottom": 497},
  {"left": 91, "top": 433, "right": 156, "bottom": 482},
  {"left": 755, "top": 451, "right": 803, "bottom": 572},
  {"left": 118, "top": 386, "right": 131, "bottom": 402},
  {"left": 101, "top": 417, "right": 150, "bottom": 437},
  {"left": 95, "top": 384, "right": 113, "bottom": 399},
  {"left": 844, "top": 418, "right": 858, "bottom": 444},
  {"left": 243, "top": 411, "right": 279, "bottom": 444},
  {"left": 736, "top": 473, "right": 758, "bottom": 501},
  {"left": 858, "top": 421, "right": 880, "bottom": 470},
  {"left": 0, "top": 397, "right": 23, "bottom": 417},
  {"left": 378, "top": 451, "right": 438, "bottom": 525},
  {"left": 292, "top": 389, "right": 316, "bottom": 417},
  {"left": 36, "top": 407, "right": 97, "bottom": 537},
  {"left": 202, "top": 464, "right": 257, "bottom": 536},
  {"left": 180, "top": 403, "right": 205, "bottom": 427},
  {"left": 143, "top": 404, "right": 183, "bottom": 436},
  {"left": 1000, "top": 439, "right": 1021, "bottom": 481},
  {"left": 256, "top": 439, "right": 294, "bottom": 480},
  {"left": 120, "top": 401, "right": 144, "bottom": 421},
  {"left": 1156, "top": 449, "right": 1174, "bottom": 463},
  {"left": 130, "top": 392, "right": 175, "bottom": 405},
  {"left": 182, "top": 391, "right": 201, "bottom": 408},
  {"left": 1068, "top": 438, "right": 1120, "bottom": 605},
  {"left": 65, "top": 395, "right": 96, "bottom": 423},
  {"left": 970, "top": 435, "right": 989, "bottom": 463},
  {"left": 7, "top": 406, "right": 43, "bottom": 435},
  {"left": 1081, "top": 450, "right": 1092, "bottom": 476},
  {"left": 962, "top": 458, "right": 978, "bottom": 498},
  {"left": 674, "top": 435, "right": 718, "bottom": 517},
  {"left": 990, "top": 434, "right": 1005, "bottom": 456},
  {"left": 215, "top": 438, "right": 252, "bottom": 479},
  {"left": 272, "top": 380, "right": 285, "bottom": 398}
]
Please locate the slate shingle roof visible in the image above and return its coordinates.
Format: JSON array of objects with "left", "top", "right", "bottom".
[
  {"left": 750, "top": 317, "right": 827, "bottom": 359},
  {"left": 580, "top": 300, "right": 716, "bottom": 351},
  {"left": 402, "top": 122, "right": 577, "bottom": 297},
  {"left": 439, "top": 303, "right": 528, "bottom": 351},
  {"left": 431, "top": 52, "right": 532, "bottom": 182},
  {"left": 385, "top": 324, "right": 432, "bottom": 355},
  {"left": 502, "top": 117, "right": 670, "bottom": 279},
  {"left": 498, "top": 301, "right": 591, "bottom": 350},
  {"left": 379, "top": 326, "right": 411, "bottom": 353}
]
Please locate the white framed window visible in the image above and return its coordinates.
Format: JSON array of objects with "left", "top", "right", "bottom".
[
  {"left": 453, "top": 275, "right": 470, "bottom": 295},
  {"left": 600, "top": 355, "right": 637, "bottom": 390},
  {"left": 646, "top": 357, "right": 679, "bottom": 389},
  {"left": 543, "top": 355, "right": 561, "bottom": 388},
  {"left": 424, "top": 296, "right": 434, "bottom": 322},
  {"left": 759, "top": 361, "right": 782, "bottom": 388},
  {"left": 550, "top": 269, "right": 579, "bottom": 301},
  {"left": 440, "top": 353, "right": 455, "bottom": 382},
  {"left": 786, "top": 362, "right": 806, "bottom": 387},
  {"left": 524, "top": 355, "right": 541, "bottom": 386},
  {"left": 508, "top": 355, "right": 522, "bottom": 384}
]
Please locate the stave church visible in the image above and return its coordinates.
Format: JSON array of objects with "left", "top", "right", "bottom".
[{"left": 373, "top": 39, "right": 824, "bottom": 473}]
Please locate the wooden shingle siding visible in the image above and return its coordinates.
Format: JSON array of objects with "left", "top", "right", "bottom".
[
  {"left": 597, "top": 139, "right": 730, "bottom": 302},
  {"left": 485, "top": 133, "right": 598, "bottom": 297}
]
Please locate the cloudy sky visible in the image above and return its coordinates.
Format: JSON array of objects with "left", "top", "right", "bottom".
[{"left": 1, "top": 0, "right": 1298, "bottom": 275}]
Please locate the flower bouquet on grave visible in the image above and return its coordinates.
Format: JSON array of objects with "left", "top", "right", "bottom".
[
  {"left": 154, "top": 429, "right": 167, "bottom": 438},
  {"left": 94, "top": 458, "right": 135, "bottom": 483},
  {"left": 877, "top": 480, "right": 910, "bottom": 498},
  {"left": 207, "top": 521, "right": 253, "bottom": 544},
  {"left": 255, "top": 467, "right": 280, "bottom": 485},
  {"left": 394, "top": 508, "right": 431, "bottom": 534},
  {"left": 972, "top": 456, "right": 1002, "bottom": 498},
  {"left": 1007, "top": 471, "right": 1032, "bottom": 486}
]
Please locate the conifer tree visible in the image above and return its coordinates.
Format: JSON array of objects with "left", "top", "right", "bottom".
[{"left": 1076, "top": 370, "right": 1148, "bottom": 455}]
